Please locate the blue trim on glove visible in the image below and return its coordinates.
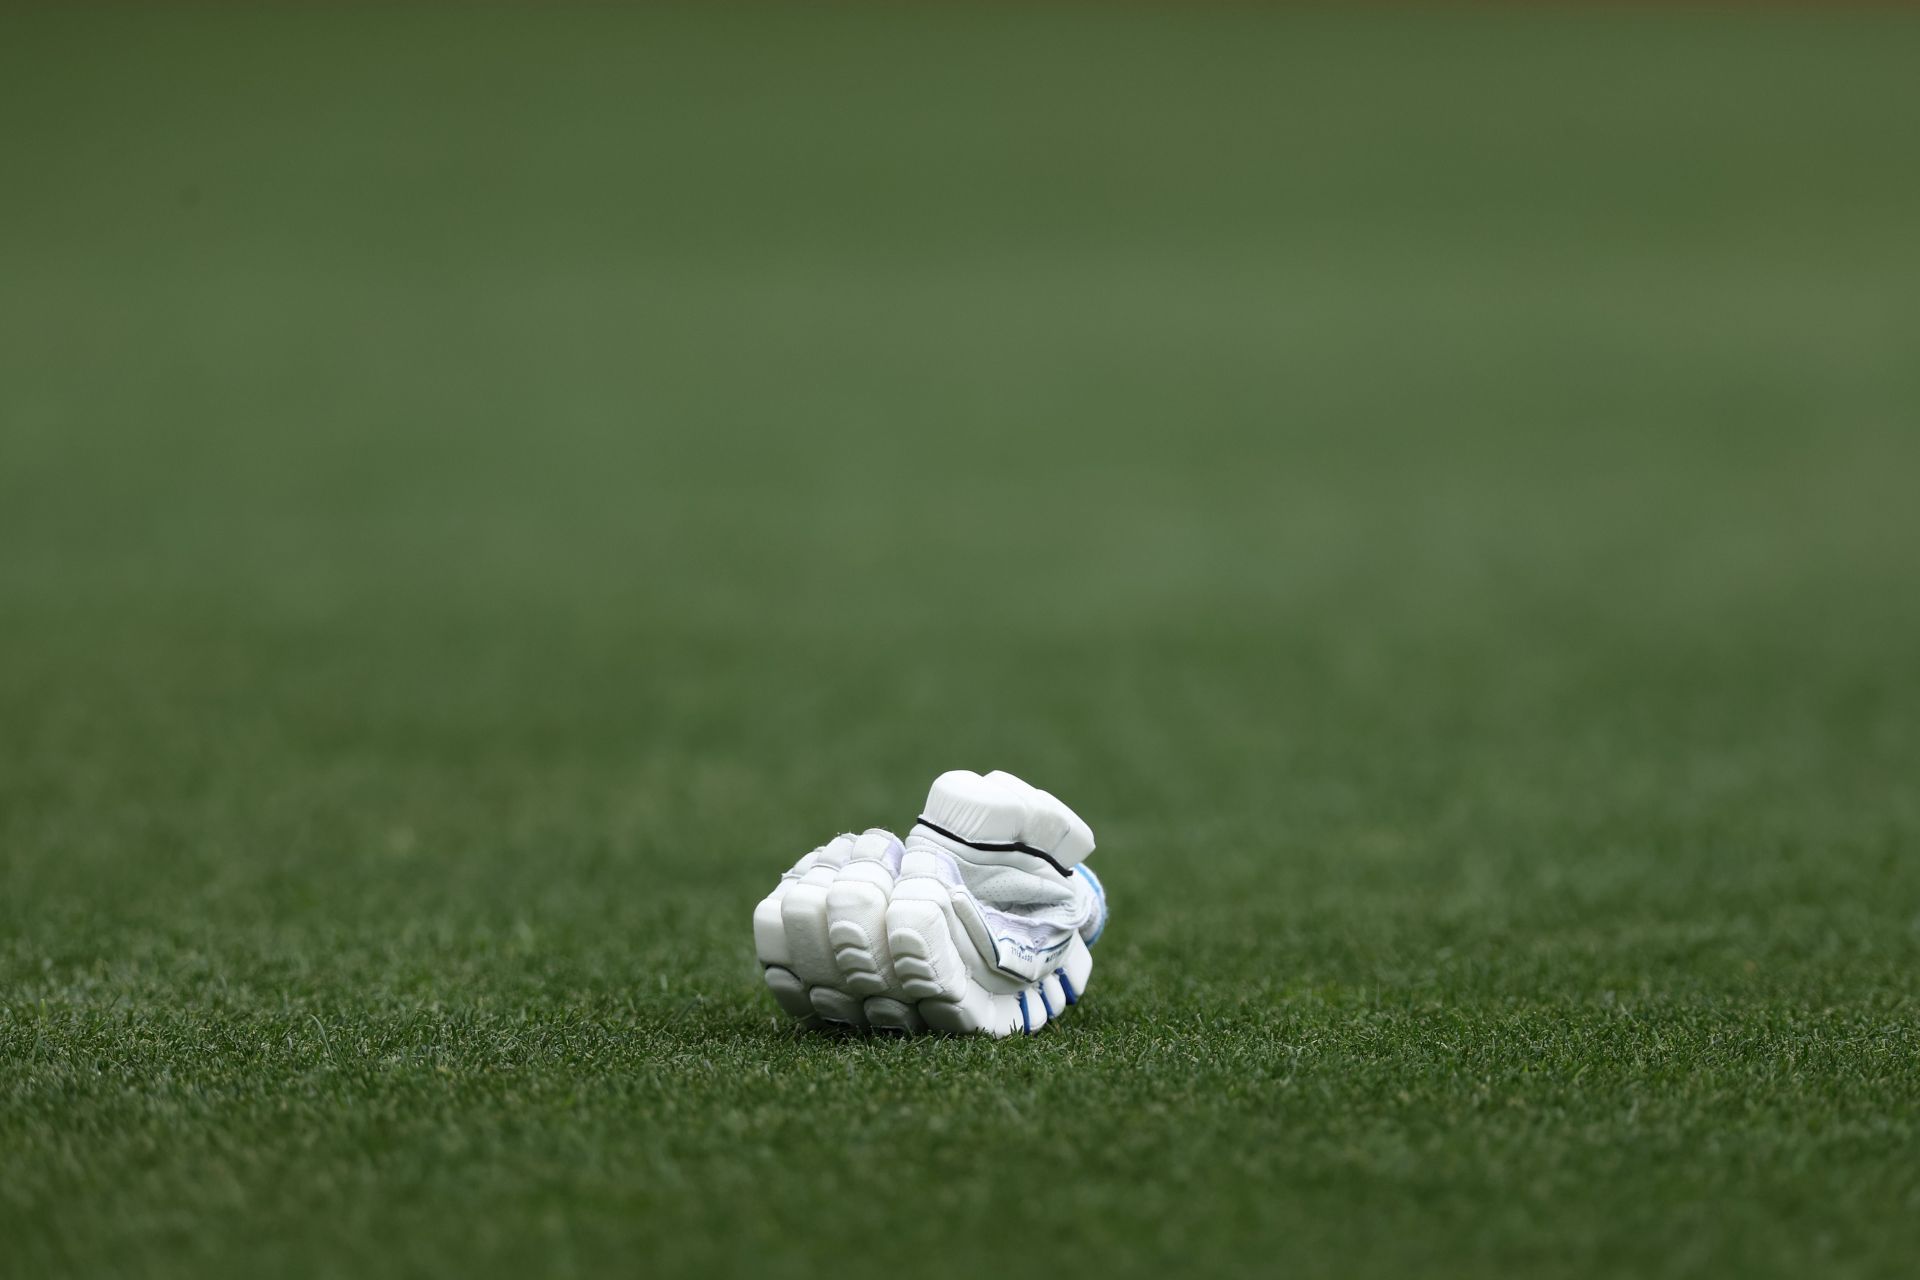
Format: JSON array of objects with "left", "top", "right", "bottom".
[{"left": 1075, "top": 864, "right": 1107, "bottom": 947}]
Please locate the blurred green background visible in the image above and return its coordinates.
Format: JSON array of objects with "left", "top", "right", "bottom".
[{"left": 3, "top": 5, "right": 1918, "bottom": 1278}]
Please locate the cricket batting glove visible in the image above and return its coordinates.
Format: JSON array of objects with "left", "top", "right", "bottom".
[{"left": 752, "top": 770, "right": 1108, "bottom": 1037}]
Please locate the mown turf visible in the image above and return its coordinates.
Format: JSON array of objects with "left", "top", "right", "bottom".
[{"left": 4, "top": 5, "right": 1919, "bottom": 1277}]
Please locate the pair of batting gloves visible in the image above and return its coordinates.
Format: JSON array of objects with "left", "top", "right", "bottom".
[{"left": 754, "top": 770, "right": 1107, "bottom": 1037}]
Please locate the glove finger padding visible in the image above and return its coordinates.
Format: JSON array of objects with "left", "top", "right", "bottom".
[
  {"left": 776, "top": 834, "right": 854, "bottom": 995},
  {"left": 753, "top": 833, "right": 855, "bottom": 1023},
  {"left": 823, "top": 830, "right": 919, "bottom": 1030}
]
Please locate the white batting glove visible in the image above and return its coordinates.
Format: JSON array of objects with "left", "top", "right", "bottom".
[{"left": 752, "top": 770, "right": 1108, "bottom": 1037}]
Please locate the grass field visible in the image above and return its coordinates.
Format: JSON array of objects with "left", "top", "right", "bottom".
[{"left": 4, "top": 5, "right": 1920, "bottom": 1277}]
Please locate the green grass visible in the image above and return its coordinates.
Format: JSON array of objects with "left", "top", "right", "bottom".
[{"left": 4, "top": 5, "right": 1920, "bottom": 1276}]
